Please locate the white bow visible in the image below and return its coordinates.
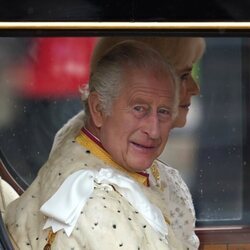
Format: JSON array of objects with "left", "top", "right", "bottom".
[{"left": 40, "top": 168, "right": 168, "bottom": 237}]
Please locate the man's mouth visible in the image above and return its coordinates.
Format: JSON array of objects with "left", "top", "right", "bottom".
[{"left": 131, "top": 142, "right": 156, "bottom": 149}]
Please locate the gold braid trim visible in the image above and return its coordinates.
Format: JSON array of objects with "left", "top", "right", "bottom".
[
  {"left": 151, "top": 163, "right": 171, "bottom": 225},
  {"left": 151, "top": 163, "right": 160, "bottom": 182},
  {"left": 43, "top": 230, "right": 57, "bottom": 250}
]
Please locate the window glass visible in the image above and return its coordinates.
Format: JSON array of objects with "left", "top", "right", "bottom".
[
  {"left": 0, "top": 37, "right": 247, "bottom": 226},
  {"left": 160, "top": 37, "right": 244, "bottom": 225}
]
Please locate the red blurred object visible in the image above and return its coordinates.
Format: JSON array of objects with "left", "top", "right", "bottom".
[{"left": 23, "top": 37, "right": 96, "bottom": 98}]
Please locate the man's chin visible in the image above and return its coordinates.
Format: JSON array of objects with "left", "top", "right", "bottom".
[{"left": 126, "top": 160, "right": 153, "bottom": 172}]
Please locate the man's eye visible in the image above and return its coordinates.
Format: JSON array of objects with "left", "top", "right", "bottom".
[
  {"left": 132, "top": 105, "right": 149, "bottom": 118},
  {"left": 133, "top": 105, "right": 146, "bottom": 112},
  {"left": 158, "top": 108, "right": 171, "bottom": 118}
]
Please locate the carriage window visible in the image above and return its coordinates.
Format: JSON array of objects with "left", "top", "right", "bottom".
[
  {"left": 0, "top": 37, "right": 249, "bottom": 227},
  {"left": 160, "top": 37, "right": 248, "bottom": 226}
]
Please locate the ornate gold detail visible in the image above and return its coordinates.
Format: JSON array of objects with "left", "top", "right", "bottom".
[
  {"left": 151, "top": 162, "right": 164, "bottom": 191},
  {"left": 43, "top": 230, "right": 57, "bottom": 250},
  {"left": 151, "top": 163, "right": 160, "bottom": 182}
]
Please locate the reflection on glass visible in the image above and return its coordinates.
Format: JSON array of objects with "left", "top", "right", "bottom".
[{"left": 0, "top": 37, "right": 97, "bottom": 183}]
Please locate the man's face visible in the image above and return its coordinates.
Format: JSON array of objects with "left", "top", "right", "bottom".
[{"left": 98, "top": 66, "right": 175, "bottom": 172}]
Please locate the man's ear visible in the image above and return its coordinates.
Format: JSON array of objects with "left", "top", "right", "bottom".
[{"left": 88, "top": 92, "right": 104, "bottom": 128}]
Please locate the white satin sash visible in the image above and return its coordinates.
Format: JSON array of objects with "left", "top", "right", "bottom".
[{"left": 40, "top": 168, "right": 168, "bottom": 237}]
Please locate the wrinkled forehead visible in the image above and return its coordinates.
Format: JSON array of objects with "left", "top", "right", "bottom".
[{"left": 120, "top": 64, "right": 176, "bottom": 93}]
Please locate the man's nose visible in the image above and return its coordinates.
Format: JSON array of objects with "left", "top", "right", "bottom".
[{"left": 142, "top": 113, "right": 161, "bottom": 139}]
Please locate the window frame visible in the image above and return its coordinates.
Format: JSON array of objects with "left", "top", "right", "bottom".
[{"left": 0, "top": 21, "right": 250, "bottom": 247}]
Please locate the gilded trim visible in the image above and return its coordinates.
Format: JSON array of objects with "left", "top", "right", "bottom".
[{"left": 0, "top": 21, "right": 250, "bottom": 30}]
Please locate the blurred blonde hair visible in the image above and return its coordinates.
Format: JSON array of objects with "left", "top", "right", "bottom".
[{"left": 91, "top": 37, "right": 205, "bottom": 73}]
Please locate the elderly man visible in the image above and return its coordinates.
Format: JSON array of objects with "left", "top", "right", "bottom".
[{"left": 5, "top": 41, "right": 197, "bottom": 249}]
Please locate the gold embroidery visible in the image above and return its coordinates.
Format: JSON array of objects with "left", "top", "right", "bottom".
[
  {"left": 43, "top": 230, "right": 57, "bottom": 250},
  {"left": 151, "top": 163, "right": 160, "bottom": 182},
  {"left": 151, "top": 162, "right": 165, "bottom": 191},
  {"left": 151, "top": 163, "right": 171, "bottom": 225},
  {"left": 164, "top": 215, "right": 171, "bottom": 225}
]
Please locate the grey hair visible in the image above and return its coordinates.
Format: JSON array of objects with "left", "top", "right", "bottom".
[{"left": 81, "top": 40, "right": 179, "bottom": 122}]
